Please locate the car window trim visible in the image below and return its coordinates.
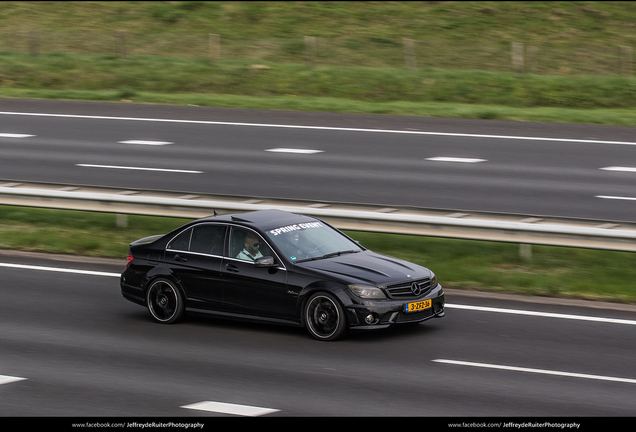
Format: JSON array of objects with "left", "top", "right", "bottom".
[{"left": 165, "top": 222, "right": 286, "bottom": 270}]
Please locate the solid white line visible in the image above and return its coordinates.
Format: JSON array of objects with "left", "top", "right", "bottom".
[
  {"left": 266, "top": 148, "right": 323, "bottom": 154},
  {"left": 446, "top": 303, "right": 636, "bottom": 325},
  {"left": 600, "top": 166, "right": 636, "bottom": 173},
  {"left": 0, "top": 262, "right": 119, "bottom": 277},
  {"left": 0, "top": 133, "right": 35, "bottom": 138},
  {"left": 118, "top": 140, "right": 173, "bottom": 145},
  {"left": 426, "top": 157, "right": 487, "bottom": 163},
  {"left": 76, "top": 164, "right": 202, "bottom": 174},
  {"left": 181, "top": 401, "right": 279, "bottom": 417},
  {"left": 2, "top": 262, "right": 634, "bottom": 326},
  {"left": 433, "top": 359, "right": 636, "bottom": 384},
  {"left": 1, "top": 111, "right": 635, "bottom": 145},
  {"left": 0, "top": 375, "right": 27, "bottom": 386}
]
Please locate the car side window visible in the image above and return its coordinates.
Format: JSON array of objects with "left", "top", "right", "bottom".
[
  {"left": 167, "top": 228, "right": 192, "bottom": 251},
  {"left": 229, "top": 227, "right": 272, "bottom": 262},
  {"left": 190, "top": 225, "right": 226, "bottom": 255}
]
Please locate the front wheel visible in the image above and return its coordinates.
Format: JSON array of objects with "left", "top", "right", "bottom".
[
  {"left": 304, "top": 292, "right": 347, "bottom": 341},
  {"left": 146, "top": 278, "right": 185, "bottom": 324}
]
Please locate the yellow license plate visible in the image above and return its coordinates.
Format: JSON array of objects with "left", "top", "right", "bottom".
[{"left": 405, "top": 299, "right": 432, "bottom": 312}]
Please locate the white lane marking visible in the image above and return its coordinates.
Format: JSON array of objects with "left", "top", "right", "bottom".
[
  {"left": 600, "top": 166, "right": 636, "bottom": 173},
  {"left": 0, "top": 133, "right": 35, "bottom": 138},
  {"left": 433, "top": 359, "right": 636, "bottom": 385},
  {"left": 76, "top": 164, "right": 202, "bottom": 174},
  {"left": 1, "top": 111, "right": 635, "bottom": 146},
  {"left": 0, "top": 262, "right": 119, "bottom": 278},
  {"left": 0, "top": 375, "right": 27, "bottom": 385},
  {"left": 596, "top": 195, "right": 636, "bottom": 202},
  {"left": 118, "top": 140, "right": 173, "bottom": 145},
  {"left": 446, "top": 304, "right": 636, "bottom": 326},
  {"left": 426, "top": 157, "right": 487, "bottom": 163},
  {"left": 181, "top": 401, "right": 279, "bottom": 417},
  {"left": 265, "top": 148, "right": 323, "bottom": 154}
]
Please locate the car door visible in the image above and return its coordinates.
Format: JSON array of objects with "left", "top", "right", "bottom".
[
  {"left": 221, "top": 226, "right": 293, "bottom": 320},
  {"left": 165, "top": 223, "right": 227, "bottom": 311}
]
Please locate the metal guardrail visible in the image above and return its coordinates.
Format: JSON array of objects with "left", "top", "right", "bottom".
[{"left": 2, "top": 180, "right": 636, "bottom": 252}]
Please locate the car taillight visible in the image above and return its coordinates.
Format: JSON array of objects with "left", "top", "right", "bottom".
[{"left": 125, "top": 254, "right": 134, "bottom": 268}]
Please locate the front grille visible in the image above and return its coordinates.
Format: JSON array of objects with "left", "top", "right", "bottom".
[{"left": 385, "top": 278, "right": 432, "bottom": 299}]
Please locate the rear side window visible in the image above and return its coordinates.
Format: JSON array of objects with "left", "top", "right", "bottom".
[
  {"left": 167, "top": 228, "right": 192, "bottom": 251},
  {"left": 189, "top": 225, "right": 226, "bottom": 255},
  {"left": 167, "top": 224, "right": 226, "bottom": 255}
]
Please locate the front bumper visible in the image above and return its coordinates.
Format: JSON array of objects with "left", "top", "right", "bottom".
[{"left": 346, "top": 285, "right": 445, "bottom": 330}]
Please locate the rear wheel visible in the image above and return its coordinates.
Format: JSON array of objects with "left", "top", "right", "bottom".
[
  {"left": 146, "top": 278, "right": 185, "bottom": 324},
  {"left": 304, "top": 292, "right": 347, "bottom": 341}
]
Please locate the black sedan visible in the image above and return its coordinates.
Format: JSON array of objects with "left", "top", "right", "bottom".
[{"left": 121, "top": 209, "right": 445, "bottom": 340}]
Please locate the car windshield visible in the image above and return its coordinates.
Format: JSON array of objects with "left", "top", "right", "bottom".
[{"left": 264, "top": 220, "right": 362, "bottom": 262}]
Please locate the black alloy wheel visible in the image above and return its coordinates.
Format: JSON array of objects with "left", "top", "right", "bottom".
[
  {"left": 146, "top": 278, "right": 185, "bottom": 324},
  {"left": 304, "top": 292, "right": 347, "bottom": 341}
]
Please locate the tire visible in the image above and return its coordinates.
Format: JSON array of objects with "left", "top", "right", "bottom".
[
  {"left": 146, "top": 278, "right": 185, "bottom": 324},
  {"left": 304, "top": 292, "right": 347, "bottom": 341}
]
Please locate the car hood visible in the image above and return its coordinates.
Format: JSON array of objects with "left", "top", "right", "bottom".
[{"left": 296, "top": 250, "right": 432, "bottom": 286}]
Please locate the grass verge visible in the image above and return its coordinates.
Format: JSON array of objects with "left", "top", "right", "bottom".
[
  {"left": 3, "top": 53, "right": 636, "bottom": 126},
  {"left": 1, "top": 205, "right": 635, "bottom": 304}
]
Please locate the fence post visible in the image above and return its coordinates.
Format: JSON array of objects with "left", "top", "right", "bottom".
[
  {"left": 115, "top": 31, "right": 126, "bottom": 58},
  {"left": 403, "top": 38, "right": 416, "bottom": 71},
  {"left": 304, "top": 36, "right": 316, "bottom": 69},
  {"left": 29, "top": 30, "right": 40, "bottom": 57},
  {"left": 512, "top": 42, "right": 524, "bottom": 73},
  {"left": 620, "top": 46, "right": 632, "bottom": 76},
  {"left": 208, "top": 33, "right": 220, "bottom": 63}
]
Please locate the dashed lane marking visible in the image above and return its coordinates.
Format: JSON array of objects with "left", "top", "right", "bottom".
[
  {"left": 265, "top": 148, "right": 324, "bottom": 154},
  {"left": 600, "top": 166, "right": 636, "bottom": 173},
  {"left": 76, "top": 164, "right": 202, "bottom": 174},
  {"left": 0, "top": 375, "right": 27, "bottom": 386},
  {"left": 426, "top": 157, "right": 487, "bottom": 163},
  {"left": 0, "top": 133, "right": 35, "bottom": 138},
  {"left": 181, "top": 401, "right": 279, "bottom": 417},
  {"left": 118, "top": 140, "right": 174, "bottom": 145}
]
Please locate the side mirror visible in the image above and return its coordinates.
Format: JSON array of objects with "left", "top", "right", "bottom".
[{"left": 255, "top": 256, "right": 276, "bottom": 267}]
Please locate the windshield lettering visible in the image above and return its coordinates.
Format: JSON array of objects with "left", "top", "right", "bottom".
[{"left": 269, "top": 222, "right": 323, "bottom": 236}]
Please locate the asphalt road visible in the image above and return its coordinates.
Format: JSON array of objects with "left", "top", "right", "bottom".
[
  {"left": 1, "top": 100, "right": 636, "bottom": 421},
  {"left": 1, "top": 253, "right": 635, "bottom": 419},
  {"left": 2, "top": 99, "right": 636, "bottom": 222}
]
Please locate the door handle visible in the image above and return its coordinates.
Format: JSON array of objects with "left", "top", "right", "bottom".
[
  {"left": 174, "top": 254, "right": 188, "bottom": 263},
  {"left": 225, "top": 263, "right": 239, "bottom": 273}
]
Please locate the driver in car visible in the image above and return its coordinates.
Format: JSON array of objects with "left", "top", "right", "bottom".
[{"left": 237, "top": 233, "right": 264, "bottom": 261}]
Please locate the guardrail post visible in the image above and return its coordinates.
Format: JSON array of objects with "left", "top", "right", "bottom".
[
  {"left": 116, "top": 214, "right": 128, "bottom": 228},
  {"left": 512, "top": 42, "right": 524, "bottom": 73},
  {"left": 519, "top": 243, "right": 532, "bottom": 261}
]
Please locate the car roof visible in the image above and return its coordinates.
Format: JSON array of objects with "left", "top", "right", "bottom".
[{"left": 197, "top": 209, "right": 318, "bottom": 230}]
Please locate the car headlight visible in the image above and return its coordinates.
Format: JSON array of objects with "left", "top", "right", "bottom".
[
  {"left": 431, "top": 274, "right": 438, "bottom": 288},
  {"left": 349, "top": 284, "right": 386, "bottom": 299}
]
